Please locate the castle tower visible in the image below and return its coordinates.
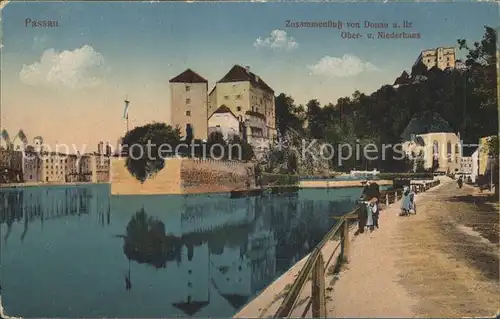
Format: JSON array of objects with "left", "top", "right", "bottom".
[{"left": 169, "top": 69, "right": 208, "bottom": 141}]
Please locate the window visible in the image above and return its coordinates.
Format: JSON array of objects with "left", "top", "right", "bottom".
[
  {"left": 186, "top": 98, "right": 191, "bottom": 104},
  {"left": 433, "top": 141, "right": 439, "bottom": 156},
  {"left": 237, "top": 106, "right": 241, "bottom": 111},
  {"left": 186, "top": 111, "right": 191, "bottom": 116},
  {"left": 236, "top": 95, "right": 241, "bottom": 100},
  {"left": 447, "top": 141, "right": 452, "bottom": 162},
  {"left": 185, "top": 86, "right": 190, "bottom": 92},
  {"left": 224, "top": 95, "right": 229, "bottom": 100}
]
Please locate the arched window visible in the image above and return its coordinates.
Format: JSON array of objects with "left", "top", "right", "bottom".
[
  {"left": 447, "top": 141, "right": 452, "bottom": 162},
  {"left": 433, "top": 141, "right": 439, "bottom": 156}
]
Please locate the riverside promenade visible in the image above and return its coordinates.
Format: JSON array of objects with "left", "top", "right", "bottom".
[{"left": 235, "top": 178, "right": 499, "bottom": 318}]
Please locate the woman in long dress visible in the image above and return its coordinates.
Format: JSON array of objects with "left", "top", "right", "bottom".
[
  {"left": 400, "top": 186, "right": 412, "bottom": 216},
  {"left": 366, "top": 201, "right": 375, "bottom": 231}
]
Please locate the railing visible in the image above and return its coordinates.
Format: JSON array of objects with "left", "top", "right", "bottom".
[{"left": 273, "top": 179, "right": 441, "bottom": 318}]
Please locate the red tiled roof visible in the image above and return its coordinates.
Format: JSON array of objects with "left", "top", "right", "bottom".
[
  {"left": 209, "top": 105, "right": 238, "bottom": 119},
  {"left": 169, "top": 69, "right": 207, "bottom": 83},
  {"left": 218, "top": 65, "right": 274, "bottom": 93}
]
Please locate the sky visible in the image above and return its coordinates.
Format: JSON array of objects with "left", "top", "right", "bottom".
[{"left": 0, "top": 0, "right": 498, "bottom": 152}]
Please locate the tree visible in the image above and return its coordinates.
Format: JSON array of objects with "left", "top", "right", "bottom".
[
  {"left": 123, "top": 209, "right": 179, "bottom": 268},
  {"left": 275, "top": 93, "right": 304, "bottom": 136},
  {"left": 458, "top": 26, "right": 498, "bottom": 139},
  {"left": 415, "top": 151, "right": 426, "bottom": 173},
  {"left": 306, "top": 99, "right": 324, "bottom": 139},
  {"left": 486, "top": 135, "right": 499, "bottom": 158},
  {"left": 227, "top": 135, "right": 254, "bottom": 162},
  {"left": 206, "top": 131, "right": 227, "bottom": 159},
  {"left": 121, "top": 123, "right": 182, "bottom": 182}
]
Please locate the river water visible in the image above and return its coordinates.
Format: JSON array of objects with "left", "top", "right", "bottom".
[{"left": 0, "top": 184, "right": 388, "bottom": 317}]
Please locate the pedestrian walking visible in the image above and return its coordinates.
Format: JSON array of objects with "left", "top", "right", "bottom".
[
  {"left": 400, "top": 186, "right": 412, "bottom": 216},
  {"left": 410, "top": 186, "right": 417, "bottom": 214},
  {"left": 355, "top": 181, "right": 369, "bottom": 235}
]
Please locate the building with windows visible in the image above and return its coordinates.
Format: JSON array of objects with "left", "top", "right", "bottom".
[
  {"left": 414, "top": 46, "right": 456, "bottom": 70},
  {"left": 207, "top": 105, "right": 241, "bottom": 140},
  {"left": 460, "top": 147, "right": 478, "bottom": 182},
  {"left": 169, "top": 69, "right": 209, "bottom": 141},
  {"left": 401, "top": 112, "right": 461, "bottom": 173},
  {"left": 208, "top": 65, "right": 276, "bottom": 148},
  {"left": 40, "top": 152, "right": 67, "bottom": 182},
  {"left": 455, "top": 59, "right": 467, "bottom": 71},
  {"left": 79, "top": 154, "right": 94, "bottom": 182},
  {"left": 92, "top": 154, "right": 111, "bottom": 183},
  {"left": 65, "top": 154, "right": 80, "bottom": 182},
  {"left": 23, "top": 150, "right": 42, "bottom": 182}
]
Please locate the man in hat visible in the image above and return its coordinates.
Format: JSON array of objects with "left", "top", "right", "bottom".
[{"left": 355, "top": 181, "right": 369, "bottom": 235}]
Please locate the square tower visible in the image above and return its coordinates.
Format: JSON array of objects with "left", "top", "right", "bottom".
[{"left": 169, "top": 69, "right": 208, "bottom": 141}]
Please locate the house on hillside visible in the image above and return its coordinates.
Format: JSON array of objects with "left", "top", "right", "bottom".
[
  {"left": 400, "top": 112, "right": 461, "bottom": 173},
  {"left": 207, "top": 105, "right": 240, "bottom": 140},
  {"left": 460, "top": 146, "right": 478, "bottom": 182},
  {"left": 208, "top": 65, "right": 277, "bottom": 145}
]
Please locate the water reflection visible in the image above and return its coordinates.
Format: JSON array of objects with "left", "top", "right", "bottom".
[
  {"left": 122, "top": 208, "right": 178, "bottom": 269},
  {"left": 0, "top": 185, "right": 370, "bottom": 318},
  {"left": 0, "top": 186, "right": 110, "bottom": 243}
]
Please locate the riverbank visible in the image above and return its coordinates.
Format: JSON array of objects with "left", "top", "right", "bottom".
[
  {"left": 234, "top": 179, "right": 444, "bottom": 318},
  {"left": 328, "top": 181, "right": 498, "bottom": 317},
  {"left": 0, "top": 181, "right": 109, "bottom": 188},
  {"left": 300, "top": 179, "right": 392, "bottom": 188}
]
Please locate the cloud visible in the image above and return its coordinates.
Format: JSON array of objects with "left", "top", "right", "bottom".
[
  {"left": 19, "top": 45, "right": 106, "bottom": 89},
  {"left": 307, "top": 54, "right": 378, "bottom": 78},
  {"left": 0, "top": 0, "right": 9, "bottom": 11},
  {"left": 254, "top": 30, "right": 298, "bottom": 52}
]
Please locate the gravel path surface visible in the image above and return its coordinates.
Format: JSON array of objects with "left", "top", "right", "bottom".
[{"left": 328, "top": 180, "right": 499, "bottom": 318}]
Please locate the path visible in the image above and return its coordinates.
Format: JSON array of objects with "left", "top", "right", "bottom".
[{"left": 327, "top": 179, "right": 499, "bottom": 317}]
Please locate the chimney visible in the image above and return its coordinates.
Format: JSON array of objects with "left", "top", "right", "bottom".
[
  {"left": 255, "top": 75, "right": 259, "bottom": 83},
  {"left": 245, "top": 66, "right": 250, "bottom": 73}
]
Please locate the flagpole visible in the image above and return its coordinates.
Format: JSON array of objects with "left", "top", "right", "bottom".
[{"left": 124, "top": 95, "right": 130, "bottom": 133}]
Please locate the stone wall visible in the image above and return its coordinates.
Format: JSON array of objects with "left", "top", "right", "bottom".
[
  {"left": 110, "top": 157, "right": 183, "bottom": 195},
  {"left": 110, "top": 157, "right": 255, "bottom": 195},
  {"left": 181, "top": 159, "right": 255, "bottom": 194}
]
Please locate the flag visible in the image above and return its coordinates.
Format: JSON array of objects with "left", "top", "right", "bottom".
[{"left": 123, "top": 100, "right": 130, "bottom": 119}]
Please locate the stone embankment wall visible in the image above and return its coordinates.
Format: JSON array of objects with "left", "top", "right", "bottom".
[
  {"left": 110, "top": 157, "right": 255, "bottom": 195},
  {"left": 181, "top": 159, "right": 255, "bottom": 194}
]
